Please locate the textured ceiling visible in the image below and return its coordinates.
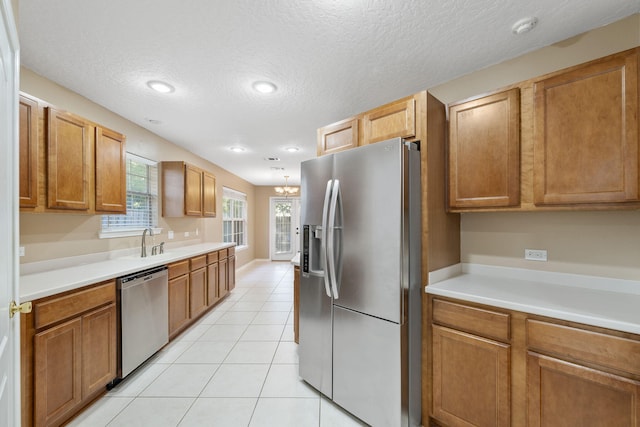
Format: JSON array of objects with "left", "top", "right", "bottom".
[{"left": 18, "top": 0, "right": 639, "bottom": 185}]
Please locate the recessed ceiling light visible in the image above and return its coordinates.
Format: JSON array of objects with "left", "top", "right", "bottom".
[
  {"left": 230, "top": 146, "right": 245, "bottom": 153},
  {"left": 512, "top": 17, "right": 538, "bottom": 35},
  {"left": 147, "top": 80, "right": 175, "bottom": 93},
  {"left": 285, "top": 147, "right": 299, "bottom": 153},
  {"left": 252, "top": 81, "right": 277, "bottom": 94}
]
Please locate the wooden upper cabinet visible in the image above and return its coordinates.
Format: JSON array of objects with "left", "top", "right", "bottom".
[
  {"left": 202, "top": 171, "right": 216, "bottom": 217},
  {"left": 317, "top": 117, "right": 359, "bottom": 156},
  {"left": 162, "top": 161, "right": 216, "bottom": 217},
  {"left": 19, "top": 94, "right": 39, "bottom": 208},
  {"left": 95, "top": 127, "right": 126, "bottom": 213},
  {"left": 362, "top": 95, "right": 416, "bottom": 145},
  {"left": 184, "top": 164, "right": 203, "bottom": 216},
  {"left": 47, "top": 107, "right": 92, "bottom": 211},
  {"left": 448, "top": 89, "right": 521, "bottom": 209},
  {"left": 533, "top": 49, "right": 639, "bottom": 206}
]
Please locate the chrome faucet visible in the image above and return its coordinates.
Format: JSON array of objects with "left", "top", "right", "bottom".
[{"left": 141, "top": 228, "right": 153, "bottom": 257}]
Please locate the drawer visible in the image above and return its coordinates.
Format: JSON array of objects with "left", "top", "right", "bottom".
[
  {"left": 168, "top": 260, "right": 190, "bottom": 279},
  {"left": 190, "top": 255, "right": 207, "bottom": 270},
  {"left": 527, "top": 319, "right": 640, "bottom": 377},
  {"left": 227, "top": 246, "right": 235, "bottom": 257},
  {"left": 207, "top": 251, "right": 219, "bottom": 264},
  {"left": 432, "top": 298, "right": 510, "bottom": 342},
  {"left": 218, "top": 248, "right": 228, "bottom": 259},
  {"left": 34, "top": 281, "right": 116, "bottom": 330}
]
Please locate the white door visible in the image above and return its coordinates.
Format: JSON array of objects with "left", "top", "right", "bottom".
[
  {"left": 0, "top": 1, "right": 20, "bottom": 426},
  {"left": 270, "top": 197, "right": 300, "bottom": 261}
]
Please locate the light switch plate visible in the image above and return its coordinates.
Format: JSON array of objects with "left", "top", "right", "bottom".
[
  {"left": 168, "top": 231, "right": 174, "bottom": 240},
  {"left": 19, "top": 246, "right": 25, "bottom": 257}
]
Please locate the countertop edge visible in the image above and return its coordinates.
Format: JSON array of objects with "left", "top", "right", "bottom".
[
  {"left": 20, "top": 242, "right": 235, "bottom": 301},
  {"left": 425, "top": 263, "right": 640, "bottom": 335}
]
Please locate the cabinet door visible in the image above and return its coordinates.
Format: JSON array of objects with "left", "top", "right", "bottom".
[
  {"left": 362, "top": 96, "right": 415, "bottom": 145},
  {"left": 82, "top": 303, "right": 117, "bottom": 399},
  {"left": 19, "top": 94, "right": 38, "bottom": 208},
  {"left": 202, "top": 171, "right": 216, "bottom": 217},
  {"left": 432, "top": 325, "right": 510, "bottom": 427},
  {"left": 184, "top": 164, "right": 203, "bottom": 216},
  {"left": 189, "top": 267, "right": 208, "bottom": 319},
  {"left": 169, "top": 274, "right": 190, "bottom": 337},
  {"left": 533, "top": 50, "right": 639, "bottom": 205},
  {"left": 218, "top": 257, "right": 228, "bottom": 299},
  {"left": 95, "top": 127, "right": 126, "bottom": 213},
  {"left": 34, "top": 318, "right": 83, "bottom": 427},
  {"left": 449, "top": 89, "right": 520, "bottom": 209},
  {"left": 207, "top": 262, "right": 220, "bottom": 306},
  {"left": 47, "top": 107, "right": 92, "bottom": 210},
  {"left": 528, "top": 352, "right": 640, "bottom": 427},
  {"left": 317, "top": 117, "right": 359, "bottom": 156},
  {"left": 228, "top": 255, "right": 235, "bottom": 292}
]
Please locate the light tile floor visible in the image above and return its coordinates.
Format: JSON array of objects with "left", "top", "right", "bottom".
[{"left": 68, "top": 260, "right": 367, "bottom": 427}]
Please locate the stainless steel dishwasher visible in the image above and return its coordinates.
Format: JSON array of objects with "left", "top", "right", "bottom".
[{"left": 117, "top": 265, "right": 169, "bottom": 379}]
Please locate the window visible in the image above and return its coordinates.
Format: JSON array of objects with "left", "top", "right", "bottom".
[
  {"left": 223, "top": 187, "right": 247, "bottom": 248},
  {"left": 101, "top": 153, "right": 158, "bottom": 236}
]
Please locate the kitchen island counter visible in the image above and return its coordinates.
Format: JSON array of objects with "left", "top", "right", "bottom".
[
  {"left": 20, "top": 242, "right": 235, "bottom": 300},
  {"left": 427, "top": 263, "right": 640, "bottom": 335}
]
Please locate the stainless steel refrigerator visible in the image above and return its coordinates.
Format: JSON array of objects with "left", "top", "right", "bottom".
[{"left": 299, "top": 137, "right": 422, "bottom": 427}]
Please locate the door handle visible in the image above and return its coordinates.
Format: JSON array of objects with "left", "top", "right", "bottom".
[
  {"left": 327, "top": 179, "right": 340, "bottom": 299},
  {"left": 321, "top": 180, "right": 333, "bottom": 298}
]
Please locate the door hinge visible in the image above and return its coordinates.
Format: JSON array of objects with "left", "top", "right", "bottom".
[{"left": 9, "top": 300, "right": 32, "bottom": 318}]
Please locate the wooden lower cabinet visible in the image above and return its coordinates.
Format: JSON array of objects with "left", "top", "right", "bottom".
[
  {"left": 527, "top": 353, "right": 640, "bottom": 427},
  {"left": 24, "top": 281, "right": 117, "bottom": 427},
  {"left": 207, "top": 261, "right": 220, "bottom": 306},
  {"left": 432, "top": 325, "right": 510, "bottom": 427},
  {"left": 429, "top": 296, "right": 640, "bottom": 427},
  {"left": 189, "top": 255, "right": 208, "bottom": 319},
  {"left": 228, "top": 255, "right": 236, "bottom": 292},
  {"left": 168, "top": 273, "right": 190, "bottom": 338},
  {"left": 34, "top": 318, "right": 82, "bottom": 427},
  {"left": 81, "top": 304, "right": 117, "bottom": 398},
  {"left": 218, "top": 257, "right": 229, "bottom": 299},
  {"left": 169, "top": 248, "right": 236, "bottom": 338},
  {"left": 189, "top": 266, "right": 207, "bottom": 319}
]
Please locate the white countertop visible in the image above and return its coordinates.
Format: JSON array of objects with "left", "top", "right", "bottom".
[
  {"left": 291, "top": 253, "right": 300, "bottom": 266},
  {"left": 426, "top": 263, "right": 640, "bottom": 335},
  {"left": 20, "top": 242, "right": 235, "bottom": 301}
]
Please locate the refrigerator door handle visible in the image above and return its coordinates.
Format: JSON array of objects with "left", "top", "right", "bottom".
[
  {"left": 321, "top": 179, "right": 334, "bottom": 298},
  {"left": 327, "top": 179, "right": 340, "bottom": 299}
]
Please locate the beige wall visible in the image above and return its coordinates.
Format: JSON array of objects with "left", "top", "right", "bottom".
[
  {"left": 19, "top": 68, "right": 256, "bottom": 268},
  {"left": 430, "top": 14, "right": 640, "bottom": 280}
]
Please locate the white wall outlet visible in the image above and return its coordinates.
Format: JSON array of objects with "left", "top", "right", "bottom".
[
  {"left": 19, "top": 246, "right": 25, "bottom": 257},
  {"left": 196, "top": 228, "right": 199, "bottom": 236},
  {"left": 168, "top": 231, "right": 174, "bottom": 240},
  {"left": 525, "top": 249, "right": 547, "bottom": 261},
  {"left": 184, "top": 231, "right": 190, "bottom": 238}
]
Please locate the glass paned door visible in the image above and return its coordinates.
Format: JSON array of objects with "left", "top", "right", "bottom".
[{"left": 270, "top": 197, "right": 300, "bottom": 261}]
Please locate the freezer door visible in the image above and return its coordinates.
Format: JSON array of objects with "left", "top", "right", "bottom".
[
  {"left": 333, "top": 306, "right": 404, "bottom": 426},
  {"left": 301, "top": 154, "right": 334, "bottom": 226},
  {"left": 299, "top": 154, "right": 335, "bottom": 397},
  {"left": 333, "top": 138, "right": 407, "bottom": 323},
  {"left": 298, "top": 274, "right": 333, "bottom": 397}
]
